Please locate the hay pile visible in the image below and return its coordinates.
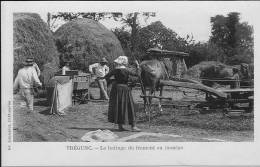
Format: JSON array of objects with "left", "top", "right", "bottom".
[
  {"left": 13, "top": 13, "right": 59, "bottom": 80},
  {"left": 41, "top": 62, "right": 60, "bottom": 86},
  {"left": 54, "top": 18, "right": 125, "bottom": 71},
  {"left": 184, "top": 61, "right": 232, "bottom": 80}
]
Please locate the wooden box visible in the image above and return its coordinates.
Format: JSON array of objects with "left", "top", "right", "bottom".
[{"left": 73, "top": 73, "right": 91, "bottom": 90}]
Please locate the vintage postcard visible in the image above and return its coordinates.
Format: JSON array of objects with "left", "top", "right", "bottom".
[{"left": 2, "top": 1, "right": 260, "bottom": 166}]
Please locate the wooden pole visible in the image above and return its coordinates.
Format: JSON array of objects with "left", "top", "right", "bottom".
[
  {"left": 50, "top": 81, "right": 57, "bottom": 114},
  {"left": 140, "top": 95, "right": 172, "bottom": 100},
  {"left": 148, "top": 104, "right": 151, "bottom": 128},
  {"left": 159, "top": 80, "right": 227, "bottom": 99}
]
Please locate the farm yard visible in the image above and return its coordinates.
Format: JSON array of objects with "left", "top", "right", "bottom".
[
  {"left": 13, "top": 86, "right": 254, "bottom": 142},
  {"left": 4, "top": 1, "right": 260, "bottom": 167},
  {"left": 12, "top": 12, "right": 254, "bottom": 142}
]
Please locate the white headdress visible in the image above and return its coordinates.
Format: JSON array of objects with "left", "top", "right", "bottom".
[{"left": 114, "top": 56, "right": 128, "bottom": 65}]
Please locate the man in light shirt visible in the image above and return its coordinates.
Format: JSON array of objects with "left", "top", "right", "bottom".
[
  {"left": 13, "top": 58, "right": 42, "bottom": 113},
  {"left": 89, "top": 57, "right": 109, "bottom": 100},
  {"left": 29, "top": 58, "right": 41, "bottom": 77}
]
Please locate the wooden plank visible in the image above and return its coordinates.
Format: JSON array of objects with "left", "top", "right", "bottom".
[
  {"left": 140, "top": 95, "right": 172, "bottom": 100},
  {"left": 218, "top": 88, "right": 254, "bottom": 93},
  {"left": 159, "top": 80, "right": 227, "bottom": 99},
  {"left": 147, "top": 48, "right": 189, "bottom": 57},
  {"left": 248, "top": 96, "right": 254, "bottom": 100}
]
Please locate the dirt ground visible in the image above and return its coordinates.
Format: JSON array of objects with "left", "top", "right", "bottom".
[{"left": 13, "top": 87, "right": 254, "bottom": 142}]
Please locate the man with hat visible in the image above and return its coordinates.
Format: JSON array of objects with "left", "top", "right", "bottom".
[
  {"left": 26, "top": 57, "right": 41, "bottom": 76},
  {"left": 89, "top": 57, "right": 109, "bottom": 100},
  {"left": 13, "top": 57, "right": 42, "bottom": 113}
]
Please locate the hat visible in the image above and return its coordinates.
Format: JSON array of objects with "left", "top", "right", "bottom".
[
  {"left": 23, "top": 58, "right": 34, "bottom": 66},
  {"left": 114, "top": 56, "right": 128, "bottom": 65},
  {"left": 100, "top": 57, "right": 108, "bottom": 63},
  {"left": 241, "top": 63, "right": 249, "bottom": 68}
]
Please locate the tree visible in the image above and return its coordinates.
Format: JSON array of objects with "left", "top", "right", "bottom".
[
  {"left": 210, "top": 15, "right": 229, "bottom": 59},
  {"left": 226, "top": 12, "right": 240, "bottom": 49},
  {"left": 114, "top": 20, "right": 211, "bottom": 67},
  {"left": 120, "top": 12, "right": 156, "bottom": 60},
  {"left": 114, "top": 18, "right": 237, "bottom": 68},
  {"left": 235, "top": 22, "right": 254, "bottom": 55},
  {"left": 50, "top": 12, "right": 156, "bottom": 60},
  {"left": 49, "top": 12, "right": 123, "bottom": 31},
  {"left": 209, "top": 12, "right": 253, "bottom": 65},
  {"left": 138, "top": 21, "right": 193, "bottom": 54},
  {"left": 139, "top": 21, "right": 181, "bottom": 51},
  {"left": 185, "top": 42, "right": 226, "bottom": 67},
  {"left": 52, "top": 12, "right": 123, "bottom": 21}
]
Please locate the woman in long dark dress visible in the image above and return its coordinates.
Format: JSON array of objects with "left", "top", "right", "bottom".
[{"left": 103, "top": 56, "right": 141, "bottom": 132}]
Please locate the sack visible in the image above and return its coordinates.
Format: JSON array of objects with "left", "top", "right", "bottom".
[{"left": 81, "top": 129, "right": 119, "bottom": 142}]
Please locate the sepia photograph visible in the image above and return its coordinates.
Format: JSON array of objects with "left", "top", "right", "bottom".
[{"left": 2, "top": 1, "right": 260, "bottom": 166}]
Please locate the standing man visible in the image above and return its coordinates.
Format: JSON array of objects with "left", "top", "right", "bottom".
[
  {"left": 24, "top": 57, "right": 41, "bottom": 77},
  {"left": 230, "top": 67, "right": 240, "bottom": 89},
  {"left": 13, "top": 58, "right": 42, "bottom": 113},
  {"left": 89, "top": 57, "right": 109, "bottom": 100},
  {"left": 25, "top": 57, "right": 41, "bottom": 95}
]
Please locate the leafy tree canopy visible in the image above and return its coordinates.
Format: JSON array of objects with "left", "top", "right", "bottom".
[{"left": 210, "top": 12, "right": 253, "bottom": 64}]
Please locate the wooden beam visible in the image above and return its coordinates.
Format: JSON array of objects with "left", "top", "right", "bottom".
[
  {"left": 159, "top": 80, "right": 227, "bottom": 99},
  {"left": 140, "top": 95, "right": 172, "bottom": 100},
  {"left": 147, "top": 48, "right": 189, "bottom": 57},
  {"left": 218, "top": 88, "right": 254, "bottom": 93}
]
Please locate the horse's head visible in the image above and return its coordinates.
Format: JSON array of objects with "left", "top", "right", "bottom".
[{"left": 140, "top": 59, "right": 170, "bottom": 88}]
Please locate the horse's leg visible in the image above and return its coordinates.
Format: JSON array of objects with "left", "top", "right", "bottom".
[
  {"left": 145, "top": 87, "right": 154, "bottom": 125},
  {"left": 149, "top": 86, "right": 155, "bottom": 113},
  {"left": 158, "top": 85, "right": 163, "bottom": 113},
  {"left": 142, "top": 86, "right": 148, "bottom": 114}
]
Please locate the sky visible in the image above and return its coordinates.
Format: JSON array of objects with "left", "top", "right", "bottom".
[
  {"left": 98, "top": 2, "right": 258, "bottom": 42},
  {"left": 7, "top": 1, "right": 260, "bottom": 42}
]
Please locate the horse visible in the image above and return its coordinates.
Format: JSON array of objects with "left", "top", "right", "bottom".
[
  {"left": 139, "top": 57, "right": 203, "bottom": 113},
  {"left": 139, "top": 58, "right": 170, "bottom": 113}
]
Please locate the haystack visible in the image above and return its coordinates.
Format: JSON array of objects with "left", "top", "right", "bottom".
[
  {"left": 13, "top": 13, "right": 59, "bottom": 81},
  {"left": 54, "top": 18, "right": 125, "bottom": 71},
  {"left": 41, "top": 62, "right": 60, "bottom": 86},
  {"left": 184, "top": 61, "right": 232, "bottom": 80}
]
